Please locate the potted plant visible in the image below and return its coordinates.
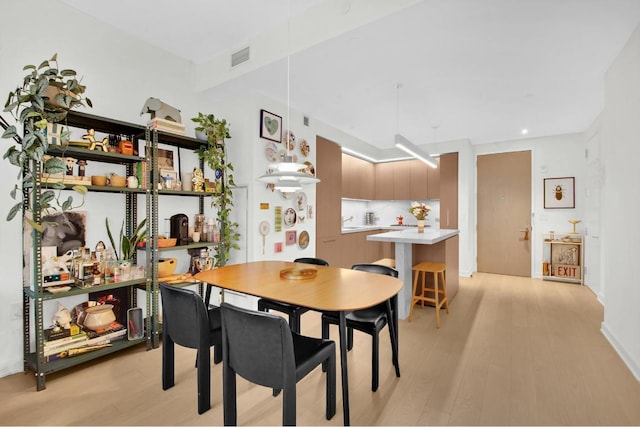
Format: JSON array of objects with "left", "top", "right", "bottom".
[
  {"left": 1, "top": 53, "right": 92, "bottom": 229},
  {"left": 105, "top": 217, "right": 147, "bottom": 261},
  {"left": 191, "top": 112, "right": 240, "bottom": 268}
]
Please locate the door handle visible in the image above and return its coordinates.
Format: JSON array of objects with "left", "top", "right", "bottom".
[{"left": 519, "top": 227, "right": 529, "bottom": 241}]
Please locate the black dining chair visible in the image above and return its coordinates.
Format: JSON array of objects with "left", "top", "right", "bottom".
[
  {"left": 257, "top": 257, "right": 329, "bottom": 334},
  {"left": 159, "top": 283, "right": 222, "bottom": 414},
  {"left": 321, "top": 263, "right": 401, "bottom": 392},
  {"left": 220, "top": 302, "right": 336, "bottom": 426}
]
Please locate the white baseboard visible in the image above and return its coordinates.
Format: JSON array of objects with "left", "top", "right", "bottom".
[{"left": 601, "top": 321, "right": 640, "bottom": 381}]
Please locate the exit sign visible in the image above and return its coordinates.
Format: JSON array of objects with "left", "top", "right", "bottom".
[{"left": 554, "top": 264, "right": 581, "bottom": 279}]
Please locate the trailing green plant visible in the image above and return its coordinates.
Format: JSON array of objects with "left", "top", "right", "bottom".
[
  {"left": 192, "top": 112, "right": 240, "bottom": 268},
  {"left": 105, "top": 217, "right": 147, "bottom": 261},
  {"left": 2, "top": 53, "right": 92, "bottom": 229}
]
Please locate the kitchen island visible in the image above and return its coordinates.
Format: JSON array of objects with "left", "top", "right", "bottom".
[{"left": 367, "top": 228, "right": 460, "bottom": 319}]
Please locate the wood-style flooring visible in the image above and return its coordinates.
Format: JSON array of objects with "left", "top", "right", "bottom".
[{"left": 1, "top": 273, "right": 639, "bottom": 425}]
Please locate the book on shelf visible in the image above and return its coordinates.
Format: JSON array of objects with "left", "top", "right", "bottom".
[
  {"left": 44, "top": 328, "right": 127, "bottom": 357},
  {"left": 45, "top": 343, "right": 113, "bottom": 362},
  {"left": 135, "top": 162, "right": 147, "bottom": 189},
  {"left": 147, "top": 118, "right": 185, "bottom": 135},
  {"left": 44, "top": 331, "right": 88, "bottom": 350}
]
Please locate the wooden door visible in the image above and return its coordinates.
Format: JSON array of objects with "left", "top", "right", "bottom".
[{"left": 477, "top": 151, "right": 531, "bottom": 276}]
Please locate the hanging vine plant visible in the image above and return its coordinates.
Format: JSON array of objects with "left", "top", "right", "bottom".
[
  {"left": 192, "top": 112, "right": 240, "bottom": 268},
  {"left": 1, "top": 53, "right": 92, "bottom": 230}
]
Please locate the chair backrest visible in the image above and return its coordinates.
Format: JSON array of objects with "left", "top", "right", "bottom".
[
  {"left": 351, "top": 263, "right": 399, "bottom": 278},
  {"left": 294, "top": 257, "right": 329, "bottom": 266},
  {"left": 160, "top": 283, "right": 210, "bottom": 349},
  {"left": 220, "top": 302, "right": 295, "bottom": 390}
]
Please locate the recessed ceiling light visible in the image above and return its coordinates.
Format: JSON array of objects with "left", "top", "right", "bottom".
[{"left": 521, "top": 128, "right": 529, "bottom": 135}]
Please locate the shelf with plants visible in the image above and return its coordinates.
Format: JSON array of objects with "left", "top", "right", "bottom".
[
  {"left": 146, "top": 113, "right": 240, "bottom": 345},
  {"left": 0, "top": 55, "right": 158, "bottom": 390},
  {"left": 541, "top": 232, "right": 584, "bottom": 284}
]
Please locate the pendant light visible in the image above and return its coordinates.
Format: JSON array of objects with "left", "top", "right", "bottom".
[
  {"left": 393, "top": 83, "right": 438, "bottom": 168},
  {"left": 257, "top": 0, "right": 320, "bottom": 193}
]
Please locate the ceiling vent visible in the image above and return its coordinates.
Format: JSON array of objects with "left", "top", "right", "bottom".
[
  {"left": 303, "top": 116, "right": 310, "bottom": 126},
  {"left": 231, "top": 46, "right": 250, "bottom": 67}
]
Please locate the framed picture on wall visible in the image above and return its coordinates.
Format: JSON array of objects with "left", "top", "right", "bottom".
[
  {"left": 544, "top": 177, "right": 575, "bottom": 209},
  {"left": 260, "top": 109, "right": 282, "bottom": 143}
]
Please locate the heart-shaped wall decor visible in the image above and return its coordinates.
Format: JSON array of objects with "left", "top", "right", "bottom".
[{"left": 264, "top": 117, "right": 279, "bottom": 135}]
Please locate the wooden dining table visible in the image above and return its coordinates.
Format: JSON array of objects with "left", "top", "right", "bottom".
[{"left": 194, "top": 260, "right": 403, "bottom": 426}]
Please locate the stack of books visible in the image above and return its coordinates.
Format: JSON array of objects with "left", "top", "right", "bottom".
[
  {"left": 44, "top": 322, "right": 127, "bottom": 361},
  {"left": 147, "top": 118, "right": 185, "bottom": 135}
]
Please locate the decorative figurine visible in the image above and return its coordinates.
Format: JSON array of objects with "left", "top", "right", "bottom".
[
  {"left": 140, "top": 97, "right": 182, "bottom": 123},
  {"left": 65, "top": 157, "right": 76, "bottom": 175},
  {"left": 76, "top": 159, "right": 87, "bottom": 177},
  {"left": 192, "top": 167, "right": 205, "bottom": 192},
  {"left": 82, "top": 129, "right": 109, "bottom": 152},
  {"left": 52, "top": 302, "right": 72, "bottom": 330}
]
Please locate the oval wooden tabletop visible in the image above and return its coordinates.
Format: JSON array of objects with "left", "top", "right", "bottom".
[{"left": 194, "top": 261, "right": 403, "bottom": 312}]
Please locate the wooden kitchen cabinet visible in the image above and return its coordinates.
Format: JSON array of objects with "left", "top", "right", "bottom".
[
  {"left": 342, "top": 153, "right": 374, "bottom": 199},
  {"left": 393, "top": 160, "right": 411, "bottom": 200},
  {"left": 317, "top": 136, "right": 342, "bottom": 238},
  {"left": 439, "top": 152, "right": 458, "bottom": 228},
  {"left": 409, "top": 159, "right": 428, "bottom": 200},
  {"left": 427, "top": 157, "right": 440, "bottom": 199},
  {"left": 375, "top": 162, "right": 394, "bottom": 200}
]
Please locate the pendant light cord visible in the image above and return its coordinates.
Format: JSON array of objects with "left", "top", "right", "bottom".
[
  {"left": 286, "top": 0, "right": 291, "bottom": 157},
  {"left": 396, "top": 83, "right": 401, "bottom": 134}
]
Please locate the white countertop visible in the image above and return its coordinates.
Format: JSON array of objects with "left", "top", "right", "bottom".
[
  {"left": 366, "top": 228, "right": 459, "bottom": 245},
  {"left": 341, "top": 225, "right": 429, "bottom": 234}
]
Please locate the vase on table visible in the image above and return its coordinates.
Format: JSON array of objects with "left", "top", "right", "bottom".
[{"left": 417, "top": 220, "right": 425, "bottom": 233}]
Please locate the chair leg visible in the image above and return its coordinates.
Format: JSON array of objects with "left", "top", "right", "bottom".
[
  {"left": 371, "top": 333, "right": 379, "bottom": 392},
  {"left": 223, "top": 365, "right": 237, "bottom": 426},
  {"left": 214, "top": 345, "right": 222, "bottom": 364},
  {"left": 433, "top": 272, "right": 441, "bottom": 328},
  {"left": 441, "top": 271, "right": 450, "bottom": 313},
  {"left": 289, "top": 312, "right": 301, "bottom": 334},
  {"left": 386, "top": 300, "right": 401, "bottom": 378},
  {"left": 162, "top": 335, "right": 175, "bottom": 390},
  {"left": 282, "top": 385, "right": 297, "bottom": 426},
  {"left": 408, "top": 270, "right": 420, "bottom": 321},
  {"left": 347, "top": 327, "right": 354, "bottom": 351},
  {"left": 325, "top": 351, "right": 336, "bottom": 420},
  {"left": 196, "top": 345, "right": 211, "bottom": 414}
]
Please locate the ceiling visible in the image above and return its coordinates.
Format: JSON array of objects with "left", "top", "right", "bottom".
[{"left": 60, "top": 0, "right": 640, "bottom": 156}]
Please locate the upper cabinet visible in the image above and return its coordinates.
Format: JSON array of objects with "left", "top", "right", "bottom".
[
  {"left": 374, "top": 162, "right": 394, "bottom": 200},
  {"left": 373, "top": 159, "right": 440, "bottom": 200},
  {"left": 439, "top": 153, "right": 458, "bottom": 228},
  {"left": 342, "top": 153, "right": 374, "bottom": 199}
]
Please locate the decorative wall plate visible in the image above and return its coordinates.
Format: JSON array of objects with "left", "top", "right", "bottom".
[
  {"left": 298, "top": 230, "right": 309, "bottom": 249},
  {"left": 283, "top": 130, "right": 296, "bottom": 151},
  {"left": 299, "top": 139, "right": 310, "bottom": 157},
  {"left": 302, "top": 161, "right": 315, "bottom": 176},
  {"left": 284, "top": 208, "right": 297, "bottom": 227},
  {"left": 265, "top": 142, "right": 278, "bottom": 162}
]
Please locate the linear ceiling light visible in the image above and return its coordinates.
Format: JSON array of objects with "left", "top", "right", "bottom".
[{"left": 394, "top": 134, "right": 438, "bottom": 168}]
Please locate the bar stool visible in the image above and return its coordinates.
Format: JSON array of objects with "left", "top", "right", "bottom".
[{"left": 409, "top": 262, "right": 449, "bottom": 328}]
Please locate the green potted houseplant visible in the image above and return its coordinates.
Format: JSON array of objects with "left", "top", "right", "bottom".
[
  {"left": 2, "top": 53, "right": 92, "bottom": 229},
  {"left": 105, "top": 217, "right": 147, "bottom": 261},
  {"left": 191, "top": 112, "right": 240, "bottom": 268}
]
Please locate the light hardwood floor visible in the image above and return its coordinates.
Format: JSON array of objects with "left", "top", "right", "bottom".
[{"left": 2, "top": 273, "right": 640, "bottom": 425}]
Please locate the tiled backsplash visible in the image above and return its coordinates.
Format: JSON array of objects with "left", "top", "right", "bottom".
[{"left": 342, "top": 199, "right": 440, "bottom": 228}]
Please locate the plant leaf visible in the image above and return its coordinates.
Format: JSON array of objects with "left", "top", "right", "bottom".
[{"left": 6, "top": 203, "right": 22, "bottom": 221}]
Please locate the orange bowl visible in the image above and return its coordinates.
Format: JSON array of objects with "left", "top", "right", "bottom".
[
  {"left": 110, "top": 175, "right": 126, "bottom": 187},
  {"left": 157, "top": 237, "right": 177, "bottom": 248},
  {"left": 91, "top": 175, "right": 107, "bottom": 186}
]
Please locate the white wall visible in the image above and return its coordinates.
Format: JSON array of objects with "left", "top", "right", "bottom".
[
  {"left": 0, "top": 0, "right": 211, "bottom": 377},
  {"left": 599, "top": 23, "right": 640, "bottom": 380}
]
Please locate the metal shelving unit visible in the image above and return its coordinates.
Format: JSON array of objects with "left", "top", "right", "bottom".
[{"left": 22, "top": 111, "right": 152, "bottom": 390}]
